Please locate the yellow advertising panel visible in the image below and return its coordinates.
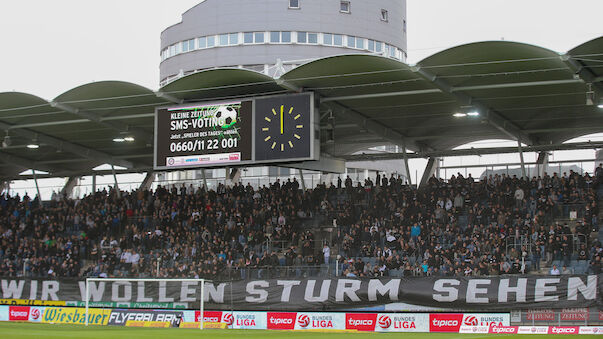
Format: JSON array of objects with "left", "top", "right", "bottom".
[
  {"left": 126, "top": 320, "right": 171, "bottom": 328},
  {"left": 42, "top": 307, "right": 110, "bottom": 325},
  {"left": 180, "top": 322, "right": 226, "bottom": 329}
]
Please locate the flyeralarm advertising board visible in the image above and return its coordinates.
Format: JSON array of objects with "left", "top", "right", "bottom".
[{"left": 108, "top": 310, "right": 183, "bottom": 326}]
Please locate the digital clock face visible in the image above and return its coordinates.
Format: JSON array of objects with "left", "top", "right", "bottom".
[{"left": 254, "top": 93, "right": 313, "bottom": 161}]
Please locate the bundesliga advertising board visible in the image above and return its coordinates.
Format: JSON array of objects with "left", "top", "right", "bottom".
[
  {"left": 154, "top": 93, "right": 315, "bottom": 170},
  {"left": 2, "top": 306, "right": 603, "bottom": 334}
]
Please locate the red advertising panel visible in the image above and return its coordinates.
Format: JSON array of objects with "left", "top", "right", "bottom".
[
  {"left": 548, "top": 326, "right": 580, "bottom": 335},
  {"left": 193, "top": 310, "right": 233, "bottom": 325},
  {"left": 429, "top": 313, "right": 463, "bottom": 332},
  {"left": 8, "top": 306, "right": 30, "bottom": 321},
  {"left": 526, "top": 309, "right": 555, "bottom": 321},
  {"left": 560, "top": 308, "right": 588, "bottom": 321},
  {"left": 345, "top": 313, "right": 377, "bottom": 331},
  {"left": 489, "top": 325, "right": 519, "bottom": 334},
  {"left": 267, "top": 312, "right": 296, "bottom": 330}
]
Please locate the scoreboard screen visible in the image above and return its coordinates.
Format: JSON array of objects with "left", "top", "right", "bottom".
[{"left": 154, "top": 93, "right": 315, "bottom": 169}]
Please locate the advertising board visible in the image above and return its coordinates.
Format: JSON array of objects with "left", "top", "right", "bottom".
[{"left": 154, "top": 93, "right": 315, "bottom": 170}]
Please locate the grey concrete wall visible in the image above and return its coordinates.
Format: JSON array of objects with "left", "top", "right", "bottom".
[{"left": 160, "top": 0, "right": 406, "bottom": 81}]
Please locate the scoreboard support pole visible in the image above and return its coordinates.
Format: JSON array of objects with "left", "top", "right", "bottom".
[
  {"left": 201, "top": 169, "right": 208, "bottom": 190},
  {"left": 298, "top": 169, "right": 306, "bottom": 190}
]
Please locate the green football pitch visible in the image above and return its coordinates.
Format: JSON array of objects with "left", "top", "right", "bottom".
[{"left": 0, "top": 322, "right": 595, "bottom": 338}]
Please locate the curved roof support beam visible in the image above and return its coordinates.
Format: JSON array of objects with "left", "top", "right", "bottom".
[
  {"left": 276, "top": 78, "right": 432, "bottom": 154},
  {"left": 411, "top": 66, "right": 535, "bottom": 146},
  {"left": 0, "top": 151, "right": 60, "bottom": 175},
  {"left": 328, "top": 102, "right": 430, "bottom": 154},
  {"left": 50, "top": 101, "right": 153, "bottom": 144},
  {"left": 155, "top": 91, "right": 183, "bottom": 104},
  {"left": 561, "top": 54, "right": 603, "bottom": 98},
  {"left": 0, "top": 121, "right": 133, "bottom": 169},
  {"left": 275, "top": 78, "right": 304, "bottom": 93},
  {"left": 343, "top": 140, "right": 603, "bottom": 161}
]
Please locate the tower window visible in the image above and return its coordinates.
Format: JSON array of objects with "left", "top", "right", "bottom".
[
  {"left": 381, "top": 9, "right": 388, "bottom": 21},
  {"left": 340, "top": 1, "right": 350, "bottom": 13},
  {"left": 289, "top": 0, "right": 300, "bottom": 9}
]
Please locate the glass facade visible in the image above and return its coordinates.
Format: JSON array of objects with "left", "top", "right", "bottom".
[{"left": 161, "top": 31, "right": 406, "bottom": 63}]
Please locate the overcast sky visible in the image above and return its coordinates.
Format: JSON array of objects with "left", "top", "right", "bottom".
[{"left": 0, "top": 0, "right": 601, "bottom": 100}]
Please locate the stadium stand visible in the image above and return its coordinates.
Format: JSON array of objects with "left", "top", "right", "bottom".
[{"left": 0, "top": 167, "right": 601, "bottom": 280}]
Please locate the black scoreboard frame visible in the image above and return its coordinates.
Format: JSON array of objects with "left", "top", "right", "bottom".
[{"left": 153, "top": 92, "right": 317, "bottom": 170}]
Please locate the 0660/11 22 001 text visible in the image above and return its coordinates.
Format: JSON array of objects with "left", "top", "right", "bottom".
[{"left": 169, "top": 138, "right": 239, "bottom": 153}]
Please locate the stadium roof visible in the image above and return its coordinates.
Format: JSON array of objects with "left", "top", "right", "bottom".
[{"left": 0, "top": 38, "right": 602, "bottom": 179}]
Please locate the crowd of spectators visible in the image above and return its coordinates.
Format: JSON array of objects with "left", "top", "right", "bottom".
[{"left": 0, "top": 164, "right": 601, "bottom": 280}]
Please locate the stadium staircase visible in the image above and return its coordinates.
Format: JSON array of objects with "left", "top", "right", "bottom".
[{"left": 537, "top": 184, "right": 603, "bottom": 275}]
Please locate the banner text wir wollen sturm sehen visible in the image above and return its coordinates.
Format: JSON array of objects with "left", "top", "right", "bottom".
[{"left": 0, "top": 275, "right": 600, "bottom": 311}]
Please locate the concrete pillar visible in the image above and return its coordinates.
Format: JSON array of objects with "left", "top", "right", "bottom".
[
  {"left": 92, "top": 175, "right": 96, "bottom": 193},
  {"left": 419, "top": 157, "right": 439, "bottom": 189},
  {"left": 200, "top": 169, "right": 208, "bottom": 191},
  {"left": 536, "top": 151, "right": 549, "bottom": 177},
  {"left": 517, "top": 140, "right": 527, "bottom": 179},
  {"left": 111, "top": 165, "right": 120, "bottom": 197},
  {"left": 226, "top": 167, "right": 241, "bottom": 186},
  {"left": 32, "top": 169, "right": 42, "bottom": 205},
  {"left": 402, "top": 146, "right": 412, "bottom": 186},
  {"left": 60, "top": 177, "right": 80, "bottom": 199},
  {"left": 298, "top": 169, "right": 306, "bottom": 190},
  {"left": 139, "top": 172, "right": 155, "bottom": 191}
]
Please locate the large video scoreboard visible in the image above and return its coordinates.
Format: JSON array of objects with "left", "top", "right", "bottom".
[{"left": 154, "top": 93, "right": 316, "bottom": 170}]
